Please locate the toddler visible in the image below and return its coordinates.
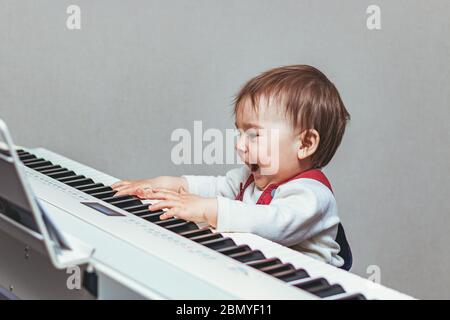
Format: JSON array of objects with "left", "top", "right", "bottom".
[{"left": 112, "top": 65, "right": 351, "bottom": 268}]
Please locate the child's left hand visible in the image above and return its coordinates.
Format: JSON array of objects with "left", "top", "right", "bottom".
[{"left": 135, "top": 187, "right": 218, "bottom": 228}]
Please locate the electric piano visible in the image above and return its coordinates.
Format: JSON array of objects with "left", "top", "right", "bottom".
[{"left": 0, "top": 147, "right": 414, "bottom": 300}]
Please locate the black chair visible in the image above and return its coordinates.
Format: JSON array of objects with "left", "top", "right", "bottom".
[{"left": 336, "top": 223, "right": 352, "bottom": 271}]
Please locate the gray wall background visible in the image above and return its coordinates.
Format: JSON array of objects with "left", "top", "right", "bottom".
[{"left": 1, "top": 0, "right": 449, "bottom": 299}]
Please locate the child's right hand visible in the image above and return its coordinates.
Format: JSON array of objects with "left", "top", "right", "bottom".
[{"left": 111, "top": 176, "right": 188, "bottom": 197}]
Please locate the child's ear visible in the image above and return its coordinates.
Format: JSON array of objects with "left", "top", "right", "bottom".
[{"left": 297, "top": 129, "right": 320, "bottom": 160}]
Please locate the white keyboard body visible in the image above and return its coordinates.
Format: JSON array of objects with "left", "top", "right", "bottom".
[{"left": 13, "top": 148, "right": 413, "bottom": 300}]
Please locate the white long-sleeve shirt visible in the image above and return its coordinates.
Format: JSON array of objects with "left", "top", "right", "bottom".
[{"left": 183, "top": 166, "right": 344, "bottom": 268}]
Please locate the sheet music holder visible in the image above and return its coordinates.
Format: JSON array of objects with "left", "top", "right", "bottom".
[{"left": 0, "top": 119, "right": 93, "bottom": 269}]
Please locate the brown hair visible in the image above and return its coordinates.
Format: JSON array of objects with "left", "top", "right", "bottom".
[{"left": 233, "top": 64, "right": 350, "bottom": 168}]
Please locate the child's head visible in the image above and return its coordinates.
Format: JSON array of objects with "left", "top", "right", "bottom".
[{"left": 233, "top": 65, "right": 350, "bottom": 190}]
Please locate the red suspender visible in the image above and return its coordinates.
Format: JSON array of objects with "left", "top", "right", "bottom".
[
  {"left": 235, "top": 169, "right": 333, "bottom": 204},
  {"left": 292, "top": 169, "right": 333, "bottom": 193},
  {"left": 235, "top": 175, "right": 255, "bottom": 201}
]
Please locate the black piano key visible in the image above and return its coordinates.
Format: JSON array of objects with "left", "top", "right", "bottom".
[
  {"left": 179, "top": 227, "right": 212, "bottom": 238},
  {"left": 66, "top": 178, "right": 95, "bottom": 187},
  {"left": 217, "top": 245, "right": 252, "bottom": 256},
  {"left": 164, "top": 221, "right": 198, "bottom": 234},
  {"left": 22, "top": 157, "right": 46, "bottom": 164},
  {"left": 275, "top": 269, "right": 309, "bottom": 282},
  {"left": 17, "top": 152, "right": 31, "bottom": 158},
  {"left": 294, "top": 278, "right": 330, "bottom": 292},
  {"left": 104, "top": 197, "right": 142, "bottom": 209},
  {"left": 83, "top": 186, "right": 112, "bottom": 194},
  {"left": 33, "top": 165, "right": 62, "bottom": 172},
  {"left": 16, "top": 149, "right": 28, "bottom": 154},
  {"left": 76, "top": 183, "right": 104, "bottom": 191},
  {"left": 19, "top": 154, "right": 37, "bottom": 161},
  {"left": 191, "top": 233, "right": 223, "bottom": 243},
  {"left": 30, "top": 163, "right": 55, "bottom": 171},
  {"left": 140, "top": 210, "right": 164, "bottom": 221},
  {"left": 102, "top": 194, "right": 141, "bottom": 205},
  {"left": 90, "top": 190, "right": 117, "bottom": 199},
  {"left": 229, "top": 250, "right": 265, "bottom": 263},
  {"left": 201, "top": 237, "right": 236, "bottom": 250},
  {"left": 102, "top": 195, "right": 135, "bottom": 202},
  {"left": 130, "top": 208, "right": 153, "bottom": 217},
  {"left": 335, "top": 293, "right": 366, "bottom": 300},
  {"left": 58, "top": 175, "right": 86, "bottom": 183},
  {"left": 18, "top": 152, "right": 31, "bottom": 157},
  {"left": 154, "top": 218, "right": 185, "bottom": 228},
  {"left": 122, "top": 204, "right": 152, "bottom": 213},
  {"left": 311, "top": 284, "right": 345, "bottom": 298},
  {"left": 246, "top": 258, "right": 281, "bottom": 269},
  {"left": 26, "top": 160, "right": 53, "bottom": 169},
  {"left": 17, "top": 153, "right": 32, "bottom": 158},
  {"left": 47, "top": 170, "right": 76, "bottom": 179},
  {"left": 22, "top": 160, "right": 47, "bottom": 167},
  {"left": 39, "top": 167, "right": 68, "bottom": 175},
  {"left": 259, "top": 263, "right": 295, "bottom": 275}
]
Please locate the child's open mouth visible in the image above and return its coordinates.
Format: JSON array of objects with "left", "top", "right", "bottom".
[{"left": 250, "top": 163, "right": 259, "bottom": 172}]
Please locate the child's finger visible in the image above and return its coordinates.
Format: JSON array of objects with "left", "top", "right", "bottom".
[
  {"left": 148, "top": 188, "right": 181, "bottom": 198},
  {"left": 116, "top": 185, "right": 151, "bottom": 196},
  {"left": 159, "top": 208, "right": 178, "bottom": 220},
  {"left": 148, "top": 200, "right": 178, "bottom": 211},
  {"left": 111, "top": 180, "right": 130, "bottom": 189},
  {"left": 135, "top": 188, "right": 159, "bottom": 199},
  {"left": 138, "top": 190, "right": 179, "bottom": 201},
  {"left": 152, "top": 188, "right": 180, "bottom": 196},
  {"left": 112, "top": 185, "right": 138, "bottom": 194},
  {"left": 113, "top": 184, "right": 134, "bottom": 191},
  {"left": 113, "top": 189, "right": 130, "bottom": 197},
  {"left": 114, "top": 186, "right": 139, "bottom": 196}
]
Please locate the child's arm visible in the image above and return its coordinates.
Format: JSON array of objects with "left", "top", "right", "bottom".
[
  {"left": 215, "top": 179, "right": 339, "bottom": 246},
  {"left": 112, "top": 167, "right": 247, "bottom": 198},
  {"left": 181, "top": 166, "right": 248, "bottom": 199},
  {"left": 141, "top": 178, "right": 338, "bottom": 246}
]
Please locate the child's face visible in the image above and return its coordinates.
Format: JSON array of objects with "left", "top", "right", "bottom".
[{"left": 235, "top": 96, "right": 304, "bottom": 190}]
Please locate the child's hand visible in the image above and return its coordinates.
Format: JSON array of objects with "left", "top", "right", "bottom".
[
  {"left": 111, "top": 176, "right": 188, "bottom": 197},
  {"left": 135, "top": 187, "right": 218, "bottom": 228}
]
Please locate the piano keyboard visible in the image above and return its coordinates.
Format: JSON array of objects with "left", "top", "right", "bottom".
[{"left": 15, "top": 147, "right": 413, "bottom": 300}]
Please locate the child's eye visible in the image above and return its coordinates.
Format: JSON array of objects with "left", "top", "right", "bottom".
[{"left": 248, "top": 131, "right": 259, "bottom": 139}]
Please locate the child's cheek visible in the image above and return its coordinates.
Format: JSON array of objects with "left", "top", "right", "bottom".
[
  {"left": 247, "top": 141, "right": 259, "bottom": 164},
  {"left": 256, "top": 137, "right": 272, "bottom": 166}
]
